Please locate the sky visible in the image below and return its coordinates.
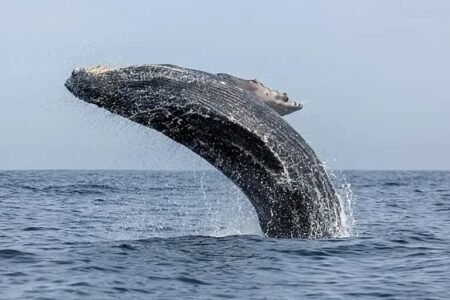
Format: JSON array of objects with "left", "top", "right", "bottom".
[{"left": 1, "top": 1, "right": 449, "bottom": 170}]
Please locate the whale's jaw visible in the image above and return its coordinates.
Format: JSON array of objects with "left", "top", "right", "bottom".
[{"left": 65, "top": 64, "right": 343, "bottom": 238}]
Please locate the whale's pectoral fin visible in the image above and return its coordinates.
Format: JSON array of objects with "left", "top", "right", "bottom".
[{"left": 216, "top": 73, "right": 302, "bottom": 116}]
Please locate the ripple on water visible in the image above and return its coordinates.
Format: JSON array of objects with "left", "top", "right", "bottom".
[
  {"left": 0, "top": 249, "right": 36, "bottom": 259},
  {"left": 0, "top": 170, "right": 449, "bottom": 299}
]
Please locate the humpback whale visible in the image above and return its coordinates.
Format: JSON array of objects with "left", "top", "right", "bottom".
[{"left": 65, "top": 64, "right": 343, "bottom": 238}]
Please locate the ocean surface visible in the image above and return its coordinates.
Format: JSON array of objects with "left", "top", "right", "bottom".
[{"left": 0, "top": 170, "right": 449, "bottom": 299}]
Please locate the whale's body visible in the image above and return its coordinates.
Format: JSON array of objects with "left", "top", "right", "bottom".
[{"left": 65, "top": 64, "right": 343, "bottom": 238}]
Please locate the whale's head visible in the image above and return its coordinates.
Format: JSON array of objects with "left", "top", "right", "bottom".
[{"left": 64, "top": 65, "right": 120, "bottom": 109}]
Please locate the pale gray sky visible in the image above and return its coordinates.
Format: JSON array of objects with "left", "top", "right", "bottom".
[{"left": 1, "top": 1, "right": 449, "bottom": 170}]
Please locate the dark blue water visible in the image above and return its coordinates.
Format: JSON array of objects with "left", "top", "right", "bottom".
[{"left": 0, "top": 170, "right": 449, "bottom": 299}]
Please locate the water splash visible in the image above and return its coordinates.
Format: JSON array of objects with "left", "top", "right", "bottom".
[
  {"left": 329, "top": 169, "right": 356, "bottom": 238},
  {"left": 101, "top": 166, "right": 353, "bottom": 241},
  {"left": 197, "top": 171, "right": 262, "bottom": 237}
]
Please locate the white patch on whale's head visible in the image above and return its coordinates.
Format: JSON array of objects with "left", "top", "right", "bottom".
[{"left": 86, "top": 65, "right": 117, "bottom": 75}]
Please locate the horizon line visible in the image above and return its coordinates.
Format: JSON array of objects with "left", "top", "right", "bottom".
[{"left": 1, "top": 168, "right": 449, "bottom": 172}]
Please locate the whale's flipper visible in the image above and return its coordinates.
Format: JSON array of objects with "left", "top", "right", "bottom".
[
  {"left": 65, "top": 64, "right": 343, "bottom": 238},
  {"left": 215, "top": 73, "right": 303, "bottom": 116}
]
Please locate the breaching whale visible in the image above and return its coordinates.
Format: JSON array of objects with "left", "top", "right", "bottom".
[{"left": 65, "top": 64, "right": 343, "bottom": 238}]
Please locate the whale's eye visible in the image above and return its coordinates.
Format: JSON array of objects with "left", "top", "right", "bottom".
[{"left": 251, "top": 79, "right": 259, "bottom": 84}]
